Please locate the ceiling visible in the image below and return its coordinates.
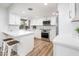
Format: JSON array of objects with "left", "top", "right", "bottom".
[
  {"left": 9, "top": 3, "right": 57, "bottom": 19},
  {"left": 0, "top": 3, "right": 57, "bottom": 19},
  {"left": 0, "top": 3, "right": 11, "bottom": 8}
]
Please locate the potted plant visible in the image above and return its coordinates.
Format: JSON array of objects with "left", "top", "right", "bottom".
[{"left": 75, "top": 28, "right": 79, "bottom": 33}]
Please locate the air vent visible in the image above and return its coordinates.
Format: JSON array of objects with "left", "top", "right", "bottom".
[{"left": 28, "top": 8, "right": 33, "bottom": 11}]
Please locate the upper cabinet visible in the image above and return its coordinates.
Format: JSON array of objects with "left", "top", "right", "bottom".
[
  {"left": 30, "top": 16, "right": 57, "bottom": 26},
  {"left": 9, "top": 13, "right": 21, "bottom": 25},
  {"left": 50, "top": 16, "right": 57, "bottom": 25},
  {"left": 30, "top": 18, "right": 43, "bottom": 25},
  {"left": 71, "top": 3, "right": 79, "bottom": 22},
  {"left": 69, "top": 4, "right": 75, "bottom": 19}
]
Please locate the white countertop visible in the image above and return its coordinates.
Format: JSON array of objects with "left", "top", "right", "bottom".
[
  {"left": 53, "top": 35, "right": 79, "bottom": 50},
  {"left": 3, "top": 30, "right": 34, "bottom": 37}
]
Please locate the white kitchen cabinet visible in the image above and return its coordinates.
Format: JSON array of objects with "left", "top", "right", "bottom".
[
  {"left": 31, "top": 18, "right": 43, "bottom": 25},
  {"left": 50, "top": 27, "right": 56, "bottom": 41},
  {"left": 31, "top": 17, "right": 57, "bottom": 25},
  {"left": 34, "top": 29, "right": 41, "bottom": 39},
  {"left": 30, "top": 19, "right": 36, "bottom": 25},
  {"left": 16, "top": 33, "right": 34, "bottom": 56},
  {"left": 69, "top": 3, "right": 75, "bottom": 19},
  {"left": 71, "top": 3, "right": 79, "bottom": 22},
  {"left": 69, "top": 3, "right": 79, "bottom": 22},
  {"left": 9, "top": 13, "right": 21, "bottom": 25},
  {"left": 15, "top": 15, "right": 21, "bottom": 25},
  {"left": 50, "top": 16, "right": 57, "bottom": 25},
  {"left": 75, "top": 3, "right": 79, "bottom": 17},
  {"left": 53, "top": 35, "right": 79, "bottom": 56}
]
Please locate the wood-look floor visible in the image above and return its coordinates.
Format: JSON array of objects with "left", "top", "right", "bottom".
[{"left": 27, "top": 38, "right": 53, "bottom": 56}]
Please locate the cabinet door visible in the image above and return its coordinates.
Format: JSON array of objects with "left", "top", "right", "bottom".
[
  {"left": 15, "top": 15, "right": 21, "bottom": 25},
  {"left": 69, "top": 3, "right": 75, "bottom": 19},
  {"left": 50, "top": 28, "right": 56, "bottom": 41},
  {"left": 9, "top": 13, "right": 16, "bottom": 25},
  {"left": 31, "top": 19, "right": 43, "bottom": 25},
  {"left": 50, "top": 16, "right": 56, "bottom": 25},
  {"left": 30, "top": 19, "right": 36, "bottom": 25},
  {"left": 34, "top": 30, "right": 41, "bottom": 38},
  {"left": 9, "top": 13, "right": 21, "bottom": 25},
  {"left": 38, "top": 19, "right": 43, "bottom": 25}
]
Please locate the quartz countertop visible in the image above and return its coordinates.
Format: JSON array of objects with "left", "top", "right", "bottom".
[
  {"left": 3, "top": 30, "right": 34, "bottom": 37},
  {"left": 53, "top": 35, "right": 79, "bottom": 50}
]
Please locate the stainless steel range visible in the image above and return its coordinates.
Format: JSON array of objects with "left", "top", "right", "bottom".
[
  {"left": 40, "top": 20, "right": 51, "bottom": 41},
  {"left": 41, "top": 29, "right": 50, "bottom": 41}
]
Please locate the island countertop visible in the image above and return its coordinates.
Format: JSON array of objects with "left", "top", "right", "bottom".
[
  {"left": 53, "top": 35, "right": 79, "bottom": 50},
  {"left": 3, "top": 30, "right": 34, "bottom": 37}
]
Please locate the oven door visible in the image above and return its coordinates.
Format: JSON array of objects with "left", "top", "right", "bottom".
[{"left": 41, "top": 32, "right": 49, "bottom": 38}]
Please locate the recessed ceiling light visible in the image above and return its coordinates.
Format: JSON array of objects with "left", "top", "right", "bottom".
[{"left": 44, "top": 3, "right": 48, "bottom": 5}]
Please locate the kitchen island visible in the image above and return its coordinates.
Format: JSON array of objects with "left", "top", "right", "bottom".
[
  {"left": 3, "top": 30, "right": 34, "bottom": 56},
  {"left": 53, "top": 35, "right": 79, "bottom": 56}
]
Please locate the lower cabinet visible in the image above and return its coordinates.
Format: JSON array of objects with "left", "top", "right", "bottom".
[
  {"left": 34, "top": 29, "right": 56, "bottom": 41},
  {"left": 50, "top": 29, "right": 56, "bottom": 41},
  {"left": 34, "top": 29, "right": 41, "bottom": 39}
]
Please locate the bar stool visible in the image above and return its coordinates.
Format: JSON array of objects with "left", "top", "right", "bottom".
[
  {"left": 2, "top": 38, "right": 14, "bottom": 56},
  {"left": 6, "top": 40, "right": 19, "bottom": 56}
]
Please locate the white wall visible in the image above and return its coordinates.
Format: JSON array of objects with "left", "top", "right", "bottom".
[
  {"left": 58, "top": 3, "right": 79, "bottom": 36},
  {"left": 0, "top": 7, "right": 9, "bottom": 47}
]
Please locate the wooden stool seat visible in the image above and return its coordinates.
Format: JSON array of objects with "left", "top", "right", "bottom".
[
  {"left": 7, "top": 40, "right": 19, "bottom": 46},
  {"left": 3, "top": 38, "right": 14, "bottom": 41}
]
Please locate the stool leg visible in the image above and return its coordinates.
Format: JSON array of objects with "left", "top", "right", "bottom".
[
  {"left": 7, "top": 46, "right": 12, "bottom": 56},
  {"left": 2, "top": 42, "right": 6, "bottom": 56}
]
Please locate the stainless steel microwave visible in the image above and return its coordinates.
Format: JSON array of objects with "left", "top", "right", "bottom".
[{"left": 43, "top": 21, "right": 50, "bottom": 25}]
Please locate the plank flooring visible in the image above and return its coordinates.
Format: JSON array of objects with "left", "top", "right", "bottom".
[{"left": 27, "top": 38, "right": 53, "bottom": 56}]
